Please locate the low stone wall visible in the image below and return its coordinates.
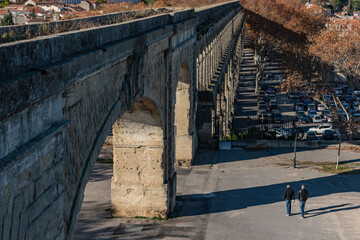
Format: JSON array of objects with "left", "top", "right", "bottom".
[
  {"left": 319, "top": 140, "right": 360, "bottom": 150},
  {"left": 244, "top": 140, "right": 360, "bottom": 150},
  {"left": 244, "top": 140, "right": 317, "bottom": 150},
  {"left": 0, "top": 8, "right": 197, "bottom": 81},
  {"left": 0, "top": 8, "right": 165, "bottom": 37},
  {"left": 195, "top": 0, "right": 239, "bottom": 25},
  {"left": 0, "top": 1, "right": 240, "bottom": 82}
]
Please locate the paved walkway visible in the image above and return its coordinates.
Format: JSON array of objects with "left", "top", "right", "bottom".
[{"left": 75, "top": 148, "right": 360, "bottom": 239}]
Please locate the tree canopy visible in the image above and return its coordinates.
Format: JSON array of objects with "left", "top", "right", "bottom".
[{"left": 0, "top": 12, "right": 13, "bottom": 26}]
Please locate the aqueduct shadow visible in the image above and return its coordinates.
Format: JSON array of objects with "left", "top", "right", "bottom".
[{"left": 172, "top": 170, "right": 360, "bottom": 218}]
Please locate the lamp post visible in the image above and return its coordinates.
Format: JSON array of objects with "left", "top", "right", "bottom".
[
  {"left": 336, "top": 133, "right": 341, "bottom": 169},
  {"left": 293, "top": 132, "right": 297, "bottom": 168}
]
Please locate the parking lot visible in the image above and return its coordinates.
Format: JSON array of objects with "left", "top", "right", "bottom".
[{"left": 234, "top": 47, "right": 360, "bottom": 141}]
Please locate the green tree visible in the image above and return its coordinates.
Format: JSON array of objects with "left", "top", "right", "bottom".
[
  {"left": 1, "top": 0, "right": 10, "bottom": 8},
  {"left": 353, "top": 0, "right": 360, "bottom": 11},
  {"left": 333, "top": 0, "right": 348, "bottom": 11},
  {"left": 141, "top": 0, "right": 156, "bottom": 5},
  {"left": 29, "top": 9, "right": 36, "bottom": 19},
  {"left": 0, "top": 12, "right": 13, "bottom": 26}
]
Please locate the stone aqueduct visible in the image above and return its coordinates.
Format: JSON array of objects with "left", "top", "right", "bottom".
[{"left": 0, "top": 1, "right": 246, "bottom": 239}]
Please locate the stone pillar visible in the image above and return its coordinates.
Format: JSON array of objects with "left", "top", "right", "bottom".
[
  {"left": 111, "top": 99, "right": 168, "bottom": 218},
  {"left": 175, "top": 64, "right": 193, "bottom": 167}
]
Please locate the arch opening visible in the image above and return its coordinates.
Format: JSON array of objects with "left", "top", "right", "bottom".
[
  {"left": 111, "top": 97, "right": 168, "bottom": 217},
  {"left": 174, "top": 62, "right": 194, "bottom": 167}
]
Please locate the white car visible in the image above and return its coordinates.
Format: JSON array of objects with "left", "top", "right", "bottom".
[
  {"left": 312, "top": 115, "right": 323, "bottom": 123},
  {"left": 309, "top": 124, "right": 333, "bottom": 135},
  {"left": 317, "top": 104, "right": 326, "bottom": 111},
  {"left": 353, "top": 90, "right": 360, "bottom": 98},
  {"left": 308, "top": 104, "right": 316, "bottom": 111}
]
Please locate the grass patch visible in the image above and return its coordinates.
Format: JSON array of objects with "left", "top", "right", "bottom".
[
  {"left": 152, "top": 216, "right": 168, "bottom": 220},
  {"left": 298, "top": 161, "right": 316, "bottom": 165},
  {"left": 108, "top": 214, "right": 168, "bottom": 220},
  {"left": 96, "top": 158, "right": 113, "bottom": 164},
  {"left": 297, "top": 161, "right": 334, "bottom": 166},
  {"left": 278, "top": 160, "right": 360, "bottom": 174},
  {"left": 133, "top": 216, "right": 149, "bottom": 219},
  {"left": 317, "top": 164, "right": 355, "bottom": 174}
]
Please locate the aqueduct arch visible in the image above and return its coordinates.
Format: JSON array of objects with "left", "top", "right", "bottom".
[
  {"left": 111, "top": 97, "right": 168, "bottom": 217},
  {"left": 0, "top": 2, "right": 244, "bottom": 239}
]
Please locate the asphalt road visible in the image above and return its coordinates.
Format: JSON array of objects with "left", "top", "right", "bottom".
[{"left": 75, "top": 148, "right": 360, "bottom": 239}]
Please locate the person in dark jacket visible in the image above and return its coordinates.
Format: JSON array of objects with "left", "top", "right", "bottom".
[
  {"left": 297, "top": 184, "right": 309, "bottom": 218},
  {"left": 284, "top": 184, "right": 295, "bottom": 216}
]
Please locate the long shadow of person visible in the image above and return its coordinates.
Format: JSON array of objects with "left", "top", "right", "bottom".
[{"left": 305, "top": 203, "right": 360, "bottom": 218}]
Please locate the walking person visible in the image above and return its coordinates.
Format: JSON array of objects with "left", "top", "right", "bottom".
[
  {"left": 297, "top": 184, "right": 309, "bottom": 219},
  {"left": 284, "top": 184, "right": 295, "bottom": 216}
]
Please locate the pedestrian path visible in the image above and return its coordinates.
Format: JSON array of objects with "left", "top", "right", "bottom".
[{"left": 75, "top": 148, "right": 360, "bottom": 239}]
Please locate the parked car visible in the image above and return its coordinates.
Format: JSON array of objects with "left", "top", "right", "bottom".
[
  {"left": 303, "top": 99, "right": 312, "bottom": 109},
  {"left": 323, "top": 129, "right": 335, "bottom": 140},
  {"left": 329, "top": 101, "right": 336, "bottom": 109},
  {"left": 270, "top": 99, "right": 278, "bottom": 106},
  {"left": 338, "top": 109, "right": 348, "bottom": 120},
  {"left": 335, "top": 87, "right": 343, "bottom": 95},
  {"left": 273, "top": 111, "right": 283, "bottom": 123},
  {"left": 345, "top": 95, "right": 353, "bottom": 103},
  {"left": 288, "top": 91, "right": 299, "bottom": 99},
  {"left": 341, "top": 102, "right": 349, "bottom": 110},
  {"left": 309, "top": 124, "right": 333, "bottom": 134},
  {"left": 323, "top": 94, "right": 331, "bottom": 102},
  {"left": 296, "top": 110, "right": 306, "bottom": 118},
  {"left": 295, "top": 104, "right": 304, "bottom": 111},
  {"left": 308, "top": 103, "right": 316, "bottom": 111},
  {"left": 258, "top": 100, "right": 266, "bottom": 107},
  {"left": 280, "top": 127, "right": 293, "bottom": 138},
  {"left": 317, "top": 104, "right": 326, "bottom": 111},
  {"left": 350, "top": 109, "right": 356, "bottom": 117},
  {"left": 298, "top": 115, "right": 310, "bottom": 123},
  {"left": 276, "top": 129, "right": 285, "bottom": 139},
  {"left": 266, "top": 88, "right": 276, "bottom": 94},
  {"left": 306, "top": 130, "right": 318, "bottom": 140},
  {"left": 323, "top": 113, "right": 334, "bottom": 123},
  {"left": 265, "top": 73, "right": 274, "bottom": 79},
  {"left": 269, "top": 94, "right": 277, "bottom": 102},
  {"left": 353, "top": 113, "right": 360, "bottom": 120},
  {"left": 258, "top": 113, "right": 270, "bottom": 123},
  {"left": 258, "top": 106, "right": 267, "bottom": 115},
  {"left": 308, "top": 110, "right": 318, "bottom": 118},
  {"left": 270, "top": 102, "right": 279, "bottom": 111},
  {"left": 276, "top": 127, "right": 293, "bottom": 139},
  {"left": 312, "top": 115, "right": 323, "bottom": 123}
]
